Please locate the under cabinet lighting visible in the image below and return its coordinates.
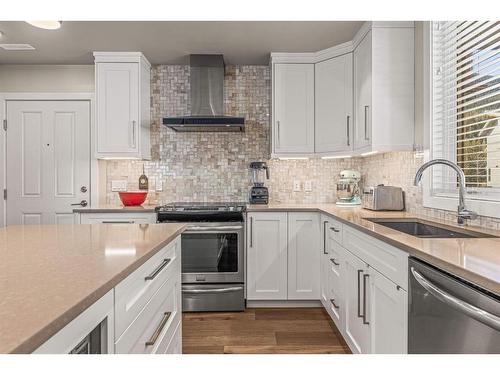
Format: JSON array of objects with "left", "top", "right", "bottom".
[
  {"left": 278, "top": 157, "right": 309, "bottom": 160},
  {"left": 26, "top": 21, "right": 62, "bottom": 30},
  {"left": 321, "top": 155, "right": 352, "bottom": 159},
  {"left": 360, "top": 151, "right": 379, "bottom": 157}
]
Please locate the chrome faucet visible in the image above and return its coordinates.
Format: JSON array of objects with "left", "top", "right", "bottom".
[{"left": 413, "top": 159, "right": 477, "bottom": 225}]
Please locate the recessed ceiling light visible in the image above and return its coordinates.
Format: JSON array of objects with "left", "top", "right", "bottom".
[
  {"left": 26, "top": 21, "right": 62, "bottom": 30},
  {"left": 0, "top": 44, "right": 35, "bottom": 51}
]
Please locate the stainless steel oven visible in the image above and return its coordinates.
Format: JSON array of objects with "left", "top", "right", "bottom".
[{"left": 156, "top": 202, "right": 246, "bottom": 312}]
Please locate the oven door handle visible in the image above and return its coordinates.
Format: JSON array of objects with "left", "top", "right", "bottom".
[
  {"left": 182, "top": 286, "right": 244, "bottom": 294},
  {"left": 411, "top": 267, "right": 500, "bottom": 331},
  {"left": 185, "top": 225, "right": 243, "bottom": 231}
]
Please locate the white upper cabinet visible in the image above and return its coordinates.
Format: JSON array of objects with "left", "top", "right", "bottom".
[
  {"left": 315, "top": 53, "right": 353, "bottom": 154},
  {"left": 271, "top": 21, "right": 414, "bottom": 158},
  {"left": 353, "top": 33, "right": 372, "bottom": 151},
  {"left": 273, "top": 63, "right": 315, "bottom": 154},
  {"left": 94, "top": 52, "right": 151, "bottom": 159},
  {"left": 353, "top": 24, "right": 415, "bottom": 153},
  {"left": 287, "top": 212, "right": 320, "bottom": 299}
]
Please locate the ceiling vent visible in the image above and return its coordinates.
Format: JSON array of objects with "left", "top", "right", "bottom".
[{"left": 0, "top": 44, "right": 35, "bottom": 51}]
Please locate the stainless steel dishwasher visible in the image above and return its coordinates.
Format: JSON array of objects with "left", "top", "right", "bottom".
[{"left": 409, "top": 257, "right": 500, "bottom": 353}]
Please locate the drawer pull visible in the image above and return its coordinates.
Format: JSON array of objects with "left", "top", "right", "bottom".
[
  {"left": 330, "top": 299, "right": 340, "bottom": 309},
  {"left": 145, "top": 311, "right": 172, "bottom": 347},
  {"left": 102, "top": 221, "right": 135, "bottom": 224},
  {"left": 330, "top": 258, "right": 340, "bottom": 266},
  {"left": 144, "top": 258, "right": 171, "bottom": 281},
  {"left": 330, "top": 227, "right": 340, "bottom": 233}
]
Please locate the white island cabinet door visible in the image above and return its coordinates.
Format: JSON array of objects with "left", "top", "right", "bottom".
[
  {"left": 247, "top": 212, "right": 288, "bottom": 300},
  {"left": 96, "top": 62, "right": 139, "bottom": 155},
  {"left": 343, "top": 249, "right": 370, "bottom": 354},
  {"left": 368, "top": 268, "right": 408, "bottom": 354},
  {"left": 315, "top": 53, "right": 353, "bottom": 154},
  {"left": 287, "top": 212, "right": 320, "bottom": 299},
  {"left": 274, "top": 64, "right": 315, "bottom": 154}
]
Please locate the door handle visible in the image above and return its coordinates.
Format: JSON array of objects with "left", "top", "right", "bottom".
[
  {"left": 357, "top": 269, "right": 363, "bottom": 318},
  {"left": 71, "top": 200, "right": 88, "bottom": 207},
  {"left": 276, "top": 120, "right": 281, "bottom": 148},
  {"left": 131, "top": 120, "right": 137, "bottom": 148},
  {"left": 411, "top": 267, "right": 500, "bottom": 331},
  {"left": 182, "top": 286, "right": 244, "bottom": 294},
  {"left": 330, "top": 258, "right": 340, "bottom": 266},
  {"left": 323, "top": 221, "right": 328, "bottom": 254},
  {"left": 362, "top": 273, "right": 370, "bottom": 325},
  {"left": 249, "top": 217, "right": 253, "bottom": 247},
  {"left": 330, "top": 299, "right": 340, "bottom": 309},
  {"left": 144, "top": 259, "right": 171, "bottom": 281}
]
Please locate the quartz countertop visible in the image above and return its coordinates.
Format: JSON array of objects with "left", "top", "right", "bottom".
[
  {"left": 73, "top": 204, "right": 157, "bottom": 213},
  {"left": 0, "top": 223, "right": 185, "bottom": 354},
  {"left": 247, "top": 203, "right": 500, "bottom": 296}
]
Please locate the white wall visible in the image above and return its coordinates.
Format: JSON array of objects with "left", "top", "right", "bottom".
[{"left": 0, "top": 65, "right": 94, "bottom": 92}]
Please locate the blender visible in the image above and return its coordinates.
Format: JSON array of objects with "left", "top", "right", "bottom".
[
  {"left": 249, "top": 162, "right": 269, "bottom": 204},
  {"left": 336, "top": 170, "right": 361, "bottom": 206}
]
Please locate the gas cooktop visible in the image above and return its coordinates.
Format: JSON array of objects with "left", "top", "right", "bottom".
[{"left": 155, "top": 202, "right": 246, "bottom": 222}]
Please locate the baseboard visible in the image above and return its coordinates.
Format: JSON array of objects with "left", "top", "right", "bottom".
[{"left": 246, "top": 300, "right": 322, "bottom": 308}]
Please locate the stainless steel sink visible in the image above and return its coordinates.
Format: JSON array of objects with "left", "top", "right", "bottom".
[{"left": 364, "top": 218, "right": 496, "bottom": 239}]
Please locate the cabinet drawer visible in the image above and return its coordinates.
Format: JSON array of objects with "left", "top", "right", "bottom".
[
  {"left": 343, "top": 226, "right": 408, "bottom": 289},
  {"left": 115, "top": 269, "right": 181, "bottom": 354},
  {"left": 159, "top": 320, "right": 182, "bottom": 354},
  {"left": 115, "top": 237, "right": 180, "bottom": 339},
  {"left": 326, "top": 216, "right": 343, "bottom": 244},
  {"left": 79, "top": 212, "right": 156, "bottom": 224}
]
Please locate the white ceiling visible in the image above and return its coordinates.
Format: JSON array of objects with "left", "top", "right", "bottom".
[{"left": 0, "top": 21, "right": 364, "bottom": 65}]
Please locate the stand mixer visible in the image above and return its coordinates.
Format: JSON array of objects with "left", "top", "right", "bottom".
[{"left": 336, "top": 170, "right": 361, "bottom": 206}]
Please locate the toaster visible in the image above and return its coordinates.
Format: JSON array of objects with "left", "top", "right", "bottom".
[{"left": 362, "top": 185, "right": 405, "bottom": 211}]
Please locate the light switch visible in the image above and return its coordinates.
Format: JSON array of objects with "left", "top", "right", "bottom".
[
  {"left": 293, "top": 180, "right": 301, "bottom": 192},
  {"left": 305, "top": 180, "right": 313, "bottom": 192},
  {"left": 111, "top": 180, "right": 127, "bottom": 192}
]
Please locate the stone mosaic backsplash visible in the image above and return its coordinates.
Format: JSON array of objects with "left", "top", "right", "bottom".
[{"left": 102, "top": 64, "right": 500, "bottom": 229}]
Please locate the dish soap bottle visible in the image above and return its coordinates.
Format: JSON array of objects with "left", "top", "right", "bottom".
[{"left": 139, "top": 165, "right": 149, "bottom": 191}]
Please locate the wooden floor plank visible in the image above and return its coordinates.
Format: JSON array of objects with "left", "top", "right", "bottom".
[{"left": 182, "top": 307, "right": 351, "bottom": 354}]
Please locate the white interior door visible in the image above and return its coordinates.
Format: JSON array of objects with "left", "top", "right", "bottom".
[{"left": 6, "top": 100, "right": 91, "bottom": 225}]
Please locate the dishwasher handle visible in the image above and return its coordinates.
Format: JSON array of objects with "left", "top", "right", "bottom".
[{"left": 411, "top": 267, "right": 500, "bottom": 331}]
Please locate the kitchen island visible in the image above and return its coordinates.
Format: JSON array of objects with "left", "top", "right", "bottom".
[{"left": 0, "top": 223, "right": 185, "bottom": 354}]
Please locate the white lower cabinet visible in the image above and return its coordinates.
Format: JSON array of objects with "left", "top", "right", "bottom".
[
  {"left": 343, "top": 249, "right": 371, "bottom": 354},
  {"left": 247, "top": 212, "right": 288, "bottom": 300},
  {"left": 368, "top": 268, "right": 407, "bottom": 354},
  {"left": 247, "top": 212, "right": 320, "bottom": 301},
  {"left": 318, "top": 214, "right": 408, "bottom": 354},
  {"left": 287, "top": 212, "right": 320, "bottom": 299}
]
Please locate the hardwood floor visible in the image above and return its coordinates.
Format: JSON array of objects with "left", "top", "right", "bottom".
[{"left": 182, "top": 307, "right": 351, "bottom": 354}]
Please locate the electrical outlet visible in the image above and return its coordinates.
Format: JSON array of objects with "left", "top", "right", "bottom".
[
  {"left": 156, "top": 178, "right": 163, "bottom": 192},
  {"left": 305, "top": 180, "right": 313, "bottom": 192},
  {"left": 111, "top": 180, "right": 127, "bottom": 192},
  {"left": 293, "top": 180, "right": 301, "bottom": 192}
]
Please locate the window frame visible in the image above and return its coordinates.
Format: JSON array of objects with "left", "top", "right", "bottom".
[{"left": 423, "top": 21, "right": 500, "bottom": 218}]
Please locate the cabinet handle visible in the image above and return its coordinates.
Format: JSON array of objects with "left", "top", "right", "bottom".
[
  {"left": 330, "top": 227, "right": 340, "bottom": 233},
  {"left": 330, "top": 258, "right": 340, "bottom": 266},
  {"left": 330, "top": 299, "right": 340, "bottom": 309},
  {"left": 362, "top": 273, "right": 370, "bottom": 325},
  {"left": 145, "top": 312, "right": 172, "bottom": 347},
  {"left": 101, "top": 220, "right": 135, "bottom": 224},
  {"left": 364, "top": 106, "right": 369, "bottom": 141},
  {"left": 249, "top": 217, "right": 253, "bottom": 247},
  {"left": 276, "top": 120, "right": 281, "bottom": 148},
  {"left": 357, "top": 269, "right": 363, "bottom": 318},
  {"left": 323, "top": 220, "right": 328, "bottom": 254},
  {"left": 131, "top": 120, "right": 137, "bottom": 148},
  {"left": 144, "top": 258, "right": 171, "bottom": 281},
  {"left": 346, "top": 115, "right": 350, "bottom": 146}
]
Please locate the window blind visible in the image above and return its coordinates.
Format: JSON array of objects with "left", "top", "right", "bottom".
[{"left": 432, "top": 21, "right": 500, "bottom": 200}]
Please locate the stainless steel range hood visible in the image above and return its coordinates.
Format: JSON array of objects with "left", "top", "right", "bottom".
[{"left": 163, "top": 54, "right": 245, "bottom": 132}]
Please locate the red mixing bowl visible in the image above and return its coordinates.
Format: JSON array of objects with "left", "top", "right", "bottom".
[{"left": 118, "top": 191, "right": 148, "bottom": 206}]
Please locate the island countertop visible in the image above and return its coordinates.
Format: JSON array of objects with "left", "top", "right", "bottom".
[
  {"left": 0, "top": 223, "right": 185, "bottom": 354},
  {"left": 247, "top": 203, "right": 500, "bottom": 296}
]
